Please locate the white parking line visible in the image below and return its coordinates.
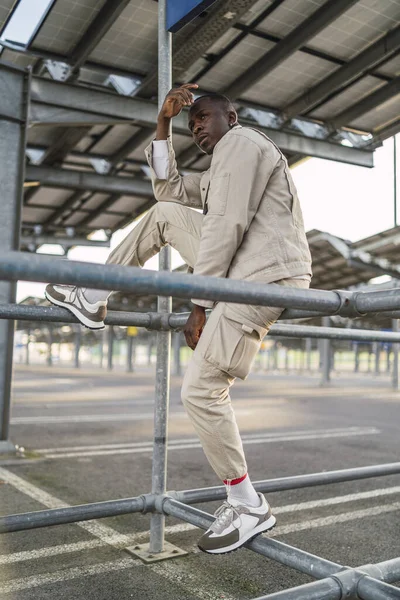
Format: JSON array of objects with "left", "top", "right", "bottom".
[
  {"left": 1, "top": 474, "right": 399, "bottom": 567},
  {"left": 1, "top": 559, "right": 138, "bottom": 595},
  {"left": 10, "top": 407, "right": 251, "bottom": 425},
  {"left": 36, "top": 427, "right": 380, "bottom": 459},
  {"left": 0, "top": 466, "right": 132, "bottom": 546}
]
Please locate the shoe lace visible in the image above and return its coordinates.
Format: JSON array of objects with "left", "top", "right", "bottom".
[
  {"left": 70, "top": 287, "right": 79, "bottom": 303},
  {"left": 210, "top": 502, "right": 249, "bottom": 535}
]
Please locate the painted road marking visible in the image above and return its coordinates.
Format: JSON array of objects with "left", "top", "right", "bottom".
[
  {"left": 1, "top": 465, "right": 399, "bottom": 596},
  {"left": 35, "top": 427, "right": 380, "bottom": 459},
  {"left": 1, "top": 479, "right": 399, "bottom": 566}
]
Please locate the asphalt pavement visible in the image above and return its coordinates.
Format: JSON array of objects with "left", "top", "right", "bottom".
[{"left": 0, "top": 364, "right": 399, "bottom": 599}]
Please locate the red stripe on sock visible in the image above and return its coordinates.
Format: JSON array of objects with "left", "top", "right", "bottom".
[{"left": 223, "top": 474, "right": 247, "bottom": 486}]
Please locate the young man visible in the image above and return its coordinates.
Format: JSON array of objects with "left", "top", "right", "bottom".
[{"left": 46, "top": 84, "right": 312, "bottom": 554}]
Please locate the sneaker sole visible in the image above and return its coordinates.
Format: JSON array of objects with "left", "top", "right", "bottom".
[
  {"left": 45, "top": 291, "right": 105, "bottom": 331},
  {"left": 198, "top": 514, "right": 276, "bottom": 555}
]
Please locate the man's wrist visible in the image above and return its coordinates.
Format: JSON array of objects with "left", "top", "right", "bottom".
[{"left": 192, "top": 303, "right": 206, "bottom": 312}]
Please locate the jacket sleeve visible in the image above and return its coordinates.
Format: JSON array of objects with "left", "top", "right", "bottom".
[
  {"left": 144, "top": 137, "right": 203, "bottom": 209},
  {"left": 192, "top": 132, "right": 275, "bottom": 308}
]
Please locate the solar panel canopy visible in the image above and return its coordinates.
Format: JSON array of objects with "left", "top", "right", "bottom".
[{"left": 0, "top": 0, "right": 398, "bottom": 256}]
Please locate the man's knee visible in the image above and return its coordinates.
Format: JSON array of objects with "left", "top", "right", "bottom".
[{"left": 152, "top": 201, "right": 186, "bottom": 223}]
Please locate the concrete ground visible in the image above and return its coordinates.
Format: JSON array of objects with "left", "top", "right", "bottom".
[{"left": 1, "top": 364, "right": 400, "bottom": 599}]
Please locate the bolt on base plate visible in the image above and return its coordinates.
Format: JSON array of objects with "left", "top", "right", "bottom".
[{"left": 126, "top": 540, "right": 187, "bottom": 563}]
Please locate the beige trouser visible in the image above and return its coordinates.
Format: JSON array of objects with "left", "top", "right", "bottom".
[{"left": 107, "top": 202, "right": 309, "bottom": 480}]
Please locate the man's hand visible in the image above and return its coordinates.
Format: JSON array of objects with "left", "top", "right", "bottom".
[
  {"left": 183, "top": 304, "right": 206, "bottom": 350},
  {"left": 160, "top": 83, "right": 198, "bottom": 119},
  {"left": 156, "top": 84, "right": 198, "bottom": 140}
]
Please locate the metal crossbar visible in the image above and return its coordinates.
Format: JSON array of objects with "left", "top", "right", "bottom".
[{"left": 0, "top": 250, "right": 400, "bottom": 598}]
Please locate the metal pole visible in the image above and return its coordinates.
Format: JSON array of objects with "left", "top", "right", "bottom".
[
  {"left": 354, "top": 343, "right": 360, "bottom": 373},
  {"left": 47, "top": 327, "right": 53, "bottom": 367},
  {"left": 0, "top": 64, "right": 28, "bottom": 451},
  {"left": 126, "top": 334, "right": 134, "bottom": 373},
  {"left": 394, "top": 134, "right": 397, "bottom": 227},
  {"left": 173, "top": 331, "right": 181, "bottom": 376},
  {"left": 107, "top": 326, "right": 114, "bottom": 371},
  {"left": 320, "top": 316, "right": 331, "bottom": 385},
  {"left": 25, "top": 328, "right": 30, "bottom": 366},
  {"left": 149, "top": 0, "right": 172, "bottom": 555},
  {"left": 100, "top": 328, "right": 106, "bottom": 367},
  {"left": 373, "top": 341, "right": 380, "bottom": 375},
  {"left": 74, "top": 325, "right": 81, "bottom": 368},
  {"left": 305, "top": 337, "right": 312, "bottom": 371},
  {"left": 392, "top": 319, "right": 399, "bottom": 390}
]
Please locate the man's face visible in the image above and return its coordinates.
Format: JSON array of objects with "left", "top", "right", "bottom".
[{"left": 188, "top": 98, "right": 233, "bottom": 155}]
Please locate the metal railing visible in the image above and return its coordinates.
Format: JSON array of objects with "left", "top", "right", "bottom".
[{"left": 1, "top": 251, "right": 400, "bottom": 599}]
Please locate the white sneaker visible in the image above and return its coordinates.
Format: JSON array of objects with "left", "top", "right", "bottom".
[
  {"left": 197, "top": 493, "right": 276, "bottom": 554},
  {"left": 45, "top": 284, "right": 107, "bottom": 330}
]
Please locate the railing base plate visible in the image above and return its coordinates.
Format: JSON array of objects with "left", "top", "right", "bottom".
[
  {"left": 126, "top": 540, "right": 187, "bottom": 563},
  {"left": 0, "top": 441, "right": 16, "bottom": 455}
]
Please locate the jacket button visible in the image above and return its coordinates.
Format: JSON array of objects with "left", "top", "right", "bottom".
[{"left": 202, "top": 188, "right": 205, "bottom": 191}]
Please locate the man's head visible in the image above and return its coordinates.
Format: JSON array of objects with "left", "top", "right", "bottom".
[{"left": 188, "top": 93, "right": 237, "bottom": 155}]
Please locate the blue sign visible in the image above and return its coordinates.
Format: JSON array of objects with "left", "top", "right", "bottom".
[{"left": 167, "top": 0, "right": 219, "bottom": 33}]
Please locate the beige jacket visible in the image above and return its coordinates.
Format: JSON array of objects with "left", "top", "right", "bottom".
[{"left": 145, "top": 125, "right": 312, "bottom": 308}]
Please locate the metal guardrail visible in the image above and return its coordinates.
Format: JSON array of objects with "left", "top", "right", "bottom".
[{"left": 0, "top": 250, "right": 400, "bottom": 599}]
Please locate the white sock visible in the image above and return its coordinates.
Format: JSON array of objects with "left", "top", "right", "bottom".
[
  {"left": 224, "top": 474, "right": 261, "bottom": 508},
  {"left": 82, "top": 288, "right": 110, "bottom": 304}
]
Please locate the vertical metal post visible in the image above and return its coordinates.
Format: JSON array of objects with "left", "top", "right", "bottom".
[
  {"left": 147, "top": 335, "right": 154, "bottom": 366},
  {"left": 386, "top": 347, "right": 391, "bottom": 373},
  {"left": 392, "top": 319, "right": 399, "bottom": 390},
  {"left": 173, "top": 332, "right": 181, "bottom": 376},
  {"left": 107, "top": 326, "right": 114, "bottom": 371},
  {"left": 126, "top": 334, "right": 134, "bottom": 373},
  {"left": 74, "top": 325, "right": 81, "bottom": 369},
  {"left": 305, "top": 338, "right": 312, "bottom": 371},
  {"left": 25, "top": 329, "right": 30, "bottom": 366},
  {"left": 320, "top": 316, "right": 331, "bottom": 386},
  {"left": 373, "top": 342, "right": 380, "bottom": 375},
  {"left": 100, "top": 329, "right": 106, "bottom": 368},
  {"left": 47, "top": 327, "right": 53, "bottom": 367},
  {"left": 354, "top": 343, "right": 360, "bottom": 373},
  {"left": 0, "top": 64, "right": 29, "bottom": 451},
  {"left": 394, "top": 134, "right": 397, "bottom": 227},
  {"left": 149, "top": 0, "right": 172, "bottom": 555}
]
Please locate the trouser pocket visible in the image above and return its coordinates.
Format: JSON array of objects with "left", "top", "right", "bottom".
[{"left": 203, "top": 311, "right": 263, "bottom": 380}]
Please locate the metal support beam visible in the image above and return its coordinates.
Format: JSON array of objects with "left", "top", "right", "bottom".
[
  {"left": 67, "top": 0, "right": 131, "bottom": 78},
  {"left": 370, "top": 118, "right": 400, "bottom": 148},
  {"left": 29, "top": 78, "right": 374, "bottom": 167},
  {"left": 331, "top": 75, "right": 400, "bottom": 130},
  {"left": 284, "top": 26, "right": 400, "bottom": 120},
  {"left": 222, "top": 0, "right": 359, "bottom": 100},
  {"left": 21, "top": 235, "right": 110, "bottom": 249},
  {"left": 25, "top": 165, "right": 154, "bottom": 197},
  {"left": 0, "top": 63, "right": 29, "bottom": 452}
]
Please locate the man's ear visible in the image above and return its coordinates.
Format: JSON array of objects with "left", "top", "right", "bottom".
[{"left": 228, "top": 110, "right": 238, "bottom": 127}]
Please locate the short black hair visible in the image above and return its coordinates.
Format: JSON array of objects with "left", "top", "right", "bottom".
[{"left": 190, "top": 93, "right": 236, "bottom": 114}]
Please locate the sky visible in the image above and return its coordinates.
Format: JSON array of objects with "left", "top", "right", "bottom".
[{"left": 18, "top": 134, "right": 399, "bottom": 303}]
